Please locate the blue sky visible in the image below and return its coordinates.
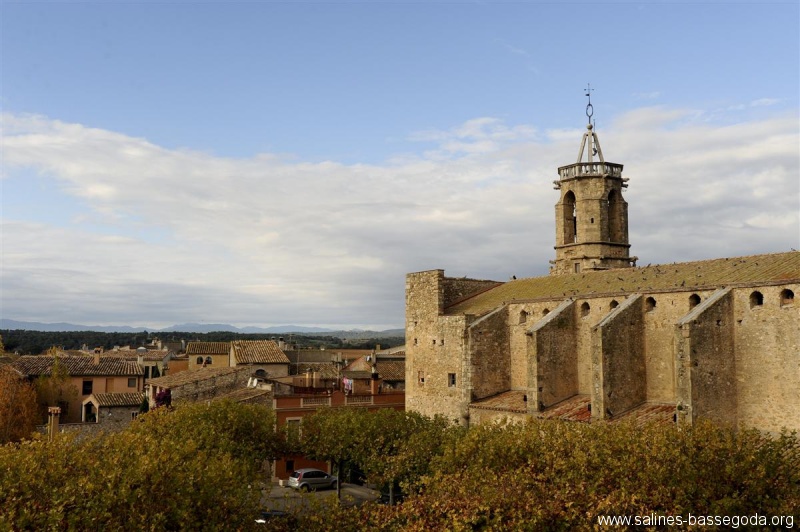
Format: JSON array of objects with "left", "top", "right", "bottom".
[{"left": 2, "top": 1, "right": 798, "bottom": 330}]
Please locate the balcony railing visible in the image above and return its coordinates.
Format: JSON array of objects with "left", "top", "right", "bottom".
[
  {"left": 558, "top": 162, "right": 623, "bottom": 180},
  {"left": 345, "top": 395, "right": 373, "bottom": 405},
  {"left": 301, "top": 396, "right": 331, "bottom": 408}
]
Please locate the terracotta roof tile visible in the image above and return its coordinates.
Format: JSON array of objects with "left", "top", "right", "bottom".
[
  {"left": 231, "top": 340, "right": 290, "bottom": 365},
  {"left": 471, "top": 393, "right": 675, "bottom": 426},
  {"left": 470, "top": 390, "right": 528, "bottom": 414},
  {"left": 294, "top": 363, "right": 340, "bottom": 379},
  {"left": 613, "top": 403, "right": 676, "bottom": 425},
  {"left": 91, "top": 392, "right": 145, "bottom": 407},
  {"left": 540, "top": 395, "right": 592, "bottom": 422},
  {"left": 448, "top": 251, "right": 800, "bottom": 316},
  {"left": 12, "top": 356, "right": 143, "bottom": 377},
  {"left": 147, "top": 366, "right": 247, "bottom": 389},
  {"left": 376, "top": 360, "right": 405, "bottom": 381},
  {"left": 186, "top": 342, "right": 231, "bottom": 355},
  {"left": 101, "top": 352, "right": 169, "bottom": 362}
]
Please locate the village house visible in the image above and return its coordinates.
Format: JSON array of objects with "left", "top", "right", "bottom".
[
  {"left": 230, "top": 340, "right": 290, "bottom": 379},
  {"left": 186, "top": 341, "right": 231, "bottom": 370},
  {"left": 12, "top": 353, "right": 144, "bottom": 423},
  {"left": 81, "top": 392, "right": 145, "bottom": 428}
]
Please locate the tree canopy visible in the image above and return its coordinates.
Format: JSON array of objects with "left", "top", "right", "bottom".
[{"left": 0, "top": 367, "right": 39, "bottom": 444}]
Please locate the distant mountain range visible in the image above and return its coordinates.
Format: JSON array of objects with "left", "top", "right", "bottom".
[{"left": 0, "top": 319, "right": 403, "bottom": 337}]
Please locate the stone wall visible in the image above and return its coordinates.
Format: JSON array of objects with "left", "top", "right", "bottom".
[
  {"left": 592, "top": 294, "right": 646, "bottom": 419},
  {"left": 575, "top": 298, "right": 600, "bottom": 395},
  {"left": 468, "top": 306, "right": 510, "bottom": 402},
  {"left": 526, "top": 299, "right": 576, "bottom": 412},
  {"left": 406, "top": 270, "right": 471, "bottom": 423},
  {"left": 508, "top": 301, "right": 560, "bottom": 390},
  {"left": 675, "top": 288, "right": 736, "bottom": 426},
  {"left": 643, "top": 290, "right": 714, "bottom": 403},
  {"left": 407, "top": 267, "right": 800, "bottom": 433},
  {"left": 732, "top": 283, "right": 799, "bottom": 432},
  {"left": 170, "top": 368, "right": 251, "bottom": 405}
]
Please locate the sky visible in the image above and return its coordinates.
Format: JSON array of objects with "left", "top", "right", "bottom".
[{"left": 1, "top": 1, "right": 798, "bottom": 330}]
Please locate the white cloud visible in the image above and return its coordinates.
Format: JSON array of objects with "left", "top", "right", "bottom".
[
  {"left": 1, "top": 107, "right": 798, "bottom": 328},
  {"left": 750, "top": 98, "right": 781, "bottom": 107}
]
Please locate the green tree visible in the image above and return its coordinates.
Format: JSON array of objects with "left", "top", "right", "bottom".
[
  {"left": 351, "top": 409, "right": 454, "bottom": 504},
  {"left": 301, "top": 407, "right": 365, "bottom": 499}
]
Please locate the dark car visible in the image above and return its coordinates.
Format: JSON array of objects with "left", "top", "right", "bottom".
[{"left": 286, "top": 468, "right": 338, "bottom": 492}]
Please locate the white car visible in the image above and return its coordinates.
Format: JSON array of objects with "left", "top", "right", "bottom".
[{"left": 286, "top": 468, "right": 338, "bottom": 492}]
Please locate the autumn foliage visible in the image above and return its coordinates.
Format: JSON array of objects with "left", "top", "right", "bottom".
[
  {"left": 0, "top": 367, "right": 39, "bottom": 444},
  {"left": 2, "top": 401, "right": 798, "bottom": 531},
  {"left": 0, "top": 400, "right": 276, "bottom": 530},
  {"left": 289, "top": 417, "right": 800, "bottom": 531}
]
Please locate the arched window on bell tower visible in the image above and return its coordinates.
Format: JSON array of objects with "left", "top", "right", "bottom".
[{"left": 563, "top": 191, "right": 577, "bottom": 244}]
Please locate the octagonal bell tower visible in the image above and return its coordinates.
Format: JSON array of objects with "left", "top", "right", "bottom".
[{"left": 550, "top": 88, "right": 636, "bottom": 275}]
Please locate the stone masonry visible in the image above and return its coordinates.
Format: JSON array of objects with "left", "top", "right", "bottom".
[{"left": 405, "top": 119, "right": 800, "bottom": 433}]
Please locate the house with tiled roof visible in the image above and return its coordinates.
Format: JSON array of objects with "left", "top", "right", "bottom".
[
  {"left": 13, "top": 353, "right": 144, "bottom": 423},
  {"left": 186, "top": 341, "right": 230, "bottom": 370},
  {"left": 406, "top": 117, "right": 799, "bottom": 434},
  {"left": 341, "top": 351, "right": 406, "bottom": 394},
  {"left": 230, "top": 340, "right": 289, "bottom": 379},
  {"left": 81, "top": 392, "right": 145, "bottom": 429}
]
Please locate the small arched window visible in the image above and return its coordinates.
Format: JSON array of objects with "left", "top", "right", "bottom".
[
  {"left": 519, "top": 310, "right": 528, "bottom": 324},
  {"left": 609, "top": 300, "right": 619, "bottom": 310},
  {"left": 580, "top": 302, "right": 590, "bottom": 318},
  {"left": 205, "top": 356, "right": 213, "bottom": 365},
  {"left": 196, "top": 356, "right": 204, "bottom": 365},
  {"left": 749, "top": 291, "right": 763, "bottom": 309},
  {"left": 780, "top": 289, "right": 795, "bottom": 307},
  {"left": 689, "top": 294, "right": 701, "bottom": 309},
  {"left": 645, "top": 297, "right": 657, "bottom": 312},
  {"left": 542, "top": 308, "right": 550, "bottom": 316},
  {"left": 563, "top": 191, "right": 577, "bottom": 244},
  {"left": 255, "top": 369, "right": 267, "bottom": 378}
]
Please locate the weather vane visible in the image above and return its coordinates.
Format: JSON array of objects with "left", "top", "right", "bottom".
[{"left": 585, "top": 83, "right": 594, "bottom": 124}]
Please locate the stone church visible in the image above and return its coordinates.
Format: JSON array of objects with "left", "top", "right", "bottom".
[{"left": 405, "top": 118, "right": 799, "bottom": 434}]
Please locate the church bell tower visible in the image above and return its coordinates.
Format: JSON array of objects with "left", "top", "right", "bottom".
[{"left": 550, "top": 87, "right": 636, "bottom": 275}]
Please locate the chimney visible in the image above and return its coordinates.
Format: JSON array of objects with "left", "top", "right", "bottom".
[
  {"left": 94, "top": 351, "right": 101, "bottom": 365},
  {"left": 47, "top": 406, "right": 61, "bottom": 441},
  {"left": 137, "top": 354, "right": 144, "bottom": 366}
]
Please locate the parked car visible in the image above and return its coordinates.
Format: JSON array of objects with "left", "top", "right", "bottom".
[{"left": 286, "top": 468, "right": 338, "bottom": 492}]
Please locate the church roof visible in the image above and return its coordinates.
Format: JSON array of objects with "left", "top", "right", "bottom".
[{"left": 447, "top": 251, "right": 800, "bottom": 317}]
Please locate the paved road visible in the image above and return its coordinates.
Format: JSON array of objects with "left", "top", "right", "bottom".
[{"left": 260, "top": 482, "right": 380, "bottom": 512}]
